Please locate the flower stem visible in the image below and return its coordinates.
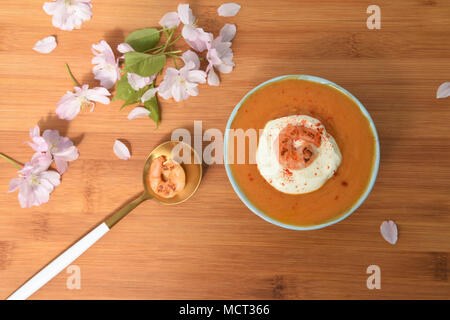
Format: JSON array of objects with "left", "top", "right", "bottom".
[
  {"left": 166, "top": 53, "right": 182, "bottom": 58},
  {"left": 0, "top": 153, "right": 22, "bottom": 170},
  {"left": 148, "top": 44, "right": 165, "bottom": 53},
  {"left": 172, "top": 56, "right": 178, "bottom": 69},
  {"left": 165, "top": 50, "right": 183, "bottom": 55},
  {"left": 151, "top": 29, "right": 181, "bottom": 55},
  {"left": 162, "top": 29, "right": 175, "bottom": 53},
  {"left": 166, "top": 35, "right": 182, "bottom": 48},
  {"left": 65, "top": 63, "right": 81, "bottom": 87}
]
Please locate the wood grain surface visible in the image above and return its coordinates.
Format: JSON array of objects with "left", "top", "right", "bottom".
[{"left": 1, "top": 0, "right": 449, "bottom": 299}]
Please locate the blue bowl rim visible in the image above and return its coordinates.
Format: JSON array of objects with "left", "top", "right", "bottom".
[{"left": 223, "top": 75, "right": 381, "bottom": 231}]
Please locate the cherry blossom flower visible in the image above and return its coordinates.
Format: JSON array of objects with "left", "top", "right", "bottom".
[
  {"left": 33, "top": 36, "right": 57, "bottom": 54},
  {"left": 92, "top": 40, "right": 121, "bottom": 89},
  {"left": 127, "top": 107, "right": 150, "bottom": 120},
  {"left": 159, "top": 12, "right": 180, "bottom": 29},
  {"left": 28, "top": 126, "right": 79, "bottom": 174},
  {"left": 218, "top": 3, "right": 241, "bottom": 17},
  {"left": 8, "top": 157, "right": 60, "bottom": 208},
  {"left": 113, "top": 140, "right": 131, "bottom": 160},
  {"left": 177, "top": 3, "right": 214, "bottom": 53},
  {"left": 127, "top": 73, "right": 155, "bottom": 91},
  {"left": 160, "top": 4, "right": 212, "bottom": 53},
  {"left": 43, "top": 0, "right": 92, "bottom": 31},
  {"left": 56, "top": 84, "right": 111, "bottom": 120},
  {"left": 158, "top": 50, "right": 206, "bottom": 102},
  {"left": 437, "top": 82, "right": 450, "bottom": 99}
]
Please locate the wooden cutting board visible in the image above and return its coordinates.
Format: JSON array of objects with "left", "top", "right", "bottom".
[{"left": 0, "top": 0, "right": 449, "bottom": 299}]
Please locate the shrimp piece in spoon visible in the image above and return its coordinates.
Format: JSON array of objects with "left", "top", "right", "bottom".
[{"left": 149, "top": 156, "right": 186, "bottom": 198}]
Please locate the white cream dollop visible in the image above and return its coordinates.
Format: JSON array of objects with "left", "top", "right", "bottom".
[{"left": 256, "top": 115, "right": 342, "bottom": 194}]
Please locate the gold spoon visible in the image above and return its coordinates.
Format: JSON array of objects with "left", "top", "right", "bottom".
[{"left": 7, "top": 141, "right": 202, "bottom": 300}]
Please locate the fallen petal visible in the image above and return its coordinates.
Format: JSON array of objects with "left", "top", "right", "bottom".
[
  {"left": 380, "top": 220, "right": 398, "bottom": 245},
  {"left": 113, "top": 140, "right": 131, "bottom": 160},
  {"left": 437, "top": 82, "right": 450, "bottom": 99},
  {"left": 33, "top": 36, "right": 57, "bottom": 54},
  {"left": 127, "top": 107, "right": 150, "bottom": 120},
  {"left": 218, "top": 3, "right": 241, "bottom": 17}
]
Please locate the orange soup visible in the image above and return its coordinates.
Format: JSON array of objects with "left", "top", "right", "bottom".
[{"left": 228, "top": 78, "right": 377, "bottom": 227}]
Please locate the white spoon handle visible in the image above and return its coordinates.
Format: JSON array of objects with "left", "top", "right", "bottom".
[{"left": 7, "top": 222, "right": 110, "bottom": 300}]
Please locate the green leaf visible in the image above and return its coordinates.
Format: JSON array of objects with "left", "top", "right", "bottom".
[
  {"left": 144, "top": 95, "right": 160, "bottom": 126},
  {"left": 124, "top": 52, "right": 166, "bottom": 77},
  {"left": 113, "top": 73, "right": 150, "bottom": 108},
  {"left": 125, "top": 28, "right": 160, "bottom": 52}
]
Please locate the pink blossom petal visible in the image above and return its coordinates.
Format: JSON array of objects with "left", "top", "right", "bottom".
[
  {"left": 113, "top": 140, "right": 131, "bottom": 160},
  {"left": 159, "top": 11, "right": 180, "bottom": 28},
  {"left": 141, "top": 88, "right": 158, "bottom": 103},
  {"left": 207, "top": 68, "right": 220, "bottom": 86},
  {"left": 85, "top": 87, "right": 111, "bottom": 104},
  {"left": 33, "top": 36, "right": 57, "bottom": 54},
  {"left": 207, "top": 48, "right": 223, "bottom": 66},
  {"left": 53, "top": 145, "right": 79, "bottom": 162},
  {"left": 42, "top": 129, "right": 60, "bottom": 145},
  {"left": 380, "top": 220, "right": 398, "bottom": 245},
  {"left": 182, "top": 25, "right": 199, "bottom": 41},
  {"left": 30, "top": 125, "right": 40, "bottom": 139},
  {"left": 117, "top": 43, "right": 134, "bottom": 54},
  {"left": 187, "top": 70, "right": 207, "bottom": 84},
  {"left": 18, "top": 184, "right": 33, "bottom": 208},
  {"left": 127, "top": 73, "right": 154, "bottom": 91},
  {"left": 437, "top": 82, "right": 450, "bottom": 99},
  {"left": 31, "top": 152, "right": 53, "bottom": 170},
  {"left": 218, "top": 3, "right": 241, "bottom": 17},
  {"left": 9, "top": 178, "right": 22, "bottom": 193},
  {"left": 219, "top": 24, "right": 236, "bottom": 42},
  {"left": 40, "top": 170, "right": 61, "bottom": 187},
  {"left": 127, "top": 107, "right": 150, "bottom": 120},
  {"left": 28, "top": 136, "right": 49, "bottom": 153},
  {"left": 54, "top": 158, "right": 68, "bottom": 175},
  {"left": 178, "top": 4, "right": 195, "bottom": 25},
  {"left": 182, "top": 50, "right": 201, "bottom": 69}
]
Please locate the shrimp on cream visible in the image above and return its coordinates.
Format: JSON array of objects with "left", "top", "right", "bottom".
[{"left": 256, "top": 115, "right": 342, "bottom": 194}]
